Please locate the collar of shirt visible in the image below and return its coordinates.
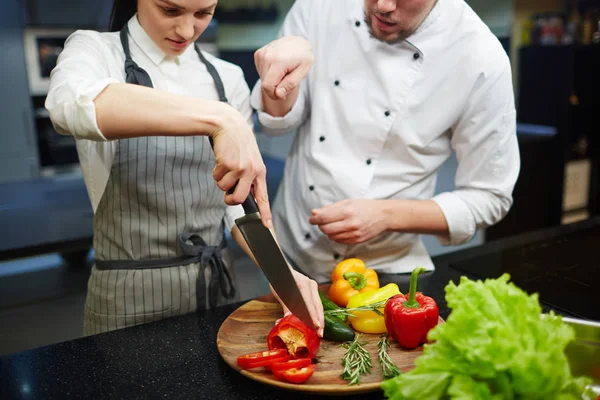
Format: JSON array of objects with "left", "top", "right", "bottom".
[
  {"left": 127, "top": 14, "right": 197, "bottom": 66},
  {"left": 347, "top": 0, "right": 446, "bottom": 58}
]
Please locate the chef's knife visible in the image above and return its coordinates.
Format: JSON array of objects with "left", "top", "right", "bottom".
[
  {"left": 234, "top": 194, "right": 316, "bottom": 331},
  {"left": 207, "top": 138, "right": 314, "bottom": 330}
]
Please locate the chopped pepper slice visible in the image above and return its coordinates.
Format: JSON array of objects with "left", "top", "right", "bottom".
[
  {"left": 328, "top": 258, "right": 380, "bottom": 307},
  {"left": 346, "top": 283, "right": 401, "bottom": 334},
  {"left": 267, "top": 314, "right": 320, "bottom": 359},
  {"left": 384, "top": 266, "right": 439, "bottom": 349},
  {"left": 236, "top": 349, "right": 290, "bottom": 369},
  {"left": 270, "top": 358, "right": 312, "bottom": 372},
  {"left": 273, "top": 364, "right": 316, "bottom": 384}
]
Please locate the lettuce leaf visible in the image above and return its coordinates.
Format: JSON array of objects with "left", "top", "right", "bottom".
[{"left": 381, "top": 274, "right": 593, "bottom": 399}]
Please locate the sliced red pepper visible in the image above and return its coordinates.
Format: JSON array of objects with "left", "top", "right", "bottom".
[
  {"left": 270, "top": 358, "right": 312, "bottom": 372},
  {"left": 267, "top": 314, "right": 320, "bottom": 359},
  {"left": 273, "top": 364, "right": 316, "bottom": 384},
  {"left": 236, "top": 349, "right": 290, "bottom": 369},
  {"left": 384, "top": 267, "right": 439, "bottom": 349}
]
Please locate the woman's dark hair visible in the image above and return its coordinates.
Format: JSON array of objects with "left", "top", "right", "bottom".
[{"left": 109, "top": 0, "right": 137, "bottom": 31}]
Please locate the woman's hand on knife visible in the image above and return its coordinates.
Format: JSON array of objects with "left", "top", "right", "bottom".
[{"left": 210, "top": 104, "right": 271, "bottom": 227}]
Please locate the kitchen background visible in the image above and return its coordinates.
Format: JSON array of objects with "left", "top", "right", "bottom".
[{"left": 0, "top": 0, "right": 598, "bottom": 355}]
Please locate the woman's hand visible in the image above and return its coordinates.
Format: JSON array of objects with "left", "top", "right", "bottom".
[
  {"left": 271, "top": 269, "right": 324, "bottom": 338},
  {"left": 210, "top": 105, "right": 272, "bottom": 227}
]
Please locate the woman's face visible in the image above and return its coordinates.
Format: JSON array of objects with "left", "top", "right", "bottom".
[{"left": 137, "top": 0, "right": 217, "bottom": 56}]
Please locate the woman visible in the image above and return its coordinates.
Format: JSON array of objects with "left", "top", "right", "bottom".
[{"left": 45, "top": 0, "right": 323, "bottom": 336}]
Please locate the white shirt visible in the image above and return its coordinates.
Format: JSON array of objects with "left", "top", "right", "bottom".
[
  {"left": 45, "top": 16, "right": 246, "bottom": 230},
  {"left": 250, "top": 0, "right": 520, "bottom": 282}
]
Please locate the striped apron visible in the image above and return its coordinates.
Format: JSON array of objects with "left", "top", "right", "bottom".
[{"left": 82, "top": 25, "right": 237, "bottom": 336}]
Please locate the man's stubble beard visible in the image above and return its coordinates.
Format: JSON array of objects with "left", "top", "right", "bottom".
[{"left": 363, "top": 10, "right": 414, "bottom": 45}]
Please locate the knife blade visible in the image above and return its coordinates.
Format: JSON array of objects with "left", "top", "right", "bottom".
[
  {"left": 234, "top": 195, "right": 315, "bottom": 331},
  {"left": 206, "top": 138, "right": 314, "bottom": 330}
]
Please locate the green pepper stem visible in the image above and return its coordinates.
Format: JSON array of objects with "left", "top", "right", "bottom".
[
  {"left": 343, "top": 272, "right": 367, "bottom": 290},
  {"left": 403, "top": 267, "right": 426, "bottom": 308}
]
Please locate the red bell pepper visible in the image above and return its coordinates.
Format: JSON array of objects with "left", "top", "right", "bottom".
[
  {"left": 384, "top": 266, "right": 439, "bottom": 349},
  {"left": 272, "top": 364, "right": 316, "bottom": 384},
  {"left": 267, "top": 314, "right": 320, "bottom": 359},
  {"left": 237, "top": 349, "right": 290, "bottom": 369}
]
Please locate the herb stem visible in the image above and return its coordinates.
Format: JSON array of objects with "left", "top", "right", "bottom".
[
  {"left": 340, "top": 334, "right": 372, "bottom": 385},
  {"left": 377, "top": 334, "right": 401, "bottom": 380},
  {"left": 325, "top": 299, "right": 388, "bottom": 318}
]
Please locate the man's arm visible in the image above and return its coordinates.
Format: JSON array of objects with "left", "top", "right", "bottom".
[
  {"left": 310, "top": 50, "right": 519, "bottom": 246},
  {"left": 429, "top": 57, "right": 519, "bottom": 245},
  {"left": 309, "top": 198, "right": 449, "bottom": 245}
]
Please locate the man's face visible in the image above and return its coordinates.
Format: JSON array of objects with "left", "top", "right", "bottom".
[
  {"left": 137, "top": 0, "right": 217, "bottom": 57},
  {"left": 363, "top": 0, "right": 436, "bottom": 45}
]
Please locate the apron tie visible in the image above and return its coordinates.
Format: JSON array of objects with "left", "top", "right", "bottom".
[
  {"left": 120, "top": 27, "right": 154, "bottom": 87},
  {"left": 94, "top": 233, "right": 237, "bottom": 310},
  {"left": 178, "top": 233, "right": 236, "bottom": 309}
]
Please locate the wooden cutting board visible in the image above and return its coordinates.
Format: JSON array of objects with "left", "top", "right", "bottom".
[{"left": 217, "top": 286, "right": 444, "bottom": 395}]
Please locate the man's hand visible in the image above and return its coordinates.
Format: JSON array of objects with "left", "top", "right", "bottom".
[
  {"left": 271, "top": 269, "right": 324, "bottom": 338},
  {"left": 254, "top": 36, "right": 313, "bottom": 116},
  {"left": 309, "top": 199, "right": 388, "bottom": 245}
]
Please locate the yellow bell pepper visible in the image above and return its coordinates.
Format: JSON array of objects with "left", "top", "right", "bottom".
[
  {"left": 328, "top": 258, "right": 380, "bottom": 307},
  {"left": 346, "top": 283, "right": 401, "bottom": 334}
]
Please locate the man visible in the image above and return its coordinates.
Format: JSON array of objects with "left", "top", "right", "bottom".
[{"left": 251, "top": 0, "right": 520, "bottom": 283}]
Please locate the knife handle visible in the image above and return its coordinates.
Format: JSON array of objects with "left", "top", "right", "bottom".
[{"left": 209, "top": 137, "right": 260, "bottom": 215}]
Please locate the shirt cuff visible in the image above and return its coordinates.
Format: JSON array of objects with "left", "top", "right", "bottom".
[
  {"left": 431, "top": 192, "right": 476, "bottom": 246},
  {"left": 250, "top": 80, "right": 305, "bottom": 133},
  {"left": 67, "top": 77, "right": 119, "bottom": 141},
  {"left": 224, "top": 204, "right": 245, "bottom": 232}
]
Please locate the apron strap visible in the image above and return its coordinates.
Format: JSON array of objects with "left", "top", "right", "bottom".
[
  {"left": 195, "top": 44, "right": 228, "bottom": 103},
  {"left": 95, "top": 233, "right": 236, "bottom": 309},
  {"left": 195, "top": 43, "right": 228, "bottom": 149},
  {"left": 119, "top": 24, "right": 227, "bottom": 102},
  {"left": 120, "top": 25, "right": 154, "bottom": 87}
]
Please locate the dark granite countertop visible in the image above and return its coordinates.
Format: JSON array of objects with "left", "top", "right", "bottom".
[{"left": 2, "top": 217, "right": 599, "bottom": 400}]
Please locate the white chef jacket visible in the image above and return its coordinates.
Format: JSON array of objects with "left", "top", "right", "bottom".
[
  {"left": 45, "top": 15, "right": 246, "bottom": 230},
  {"left": 250, "top": 0, "right": 520, "bottom": 282}
]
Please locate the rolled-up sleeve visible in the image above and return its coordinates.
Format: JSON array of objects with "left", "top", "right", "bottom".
[
  {"left": 249, "top": 0, "right": 312, "bottom": 136},
  {"left": 432, "top": 55, "right": 520, "bottom": 246},
  {"left": 45, "top": 31, "right": 119, "bottom": 142},
  {"left": 250, "top": 80, "right": 309, "bottom": 136}
]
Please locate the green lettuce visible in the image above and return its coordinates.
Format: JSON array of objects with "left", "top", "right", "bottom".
[{"left": 381, "top": 274, "right": 593, "bottom": 400}]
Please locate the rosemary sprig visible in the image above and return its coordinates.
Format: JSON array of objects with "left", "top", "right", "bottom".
[
  {"left": 377, "top": 334, "right": 402, "bottom": 380},
  {"left": 325, "top": 299, "right": 388, "bottom": 318},
  {"left": 340, "top": 334, "right": 372, "bottom": 385}
]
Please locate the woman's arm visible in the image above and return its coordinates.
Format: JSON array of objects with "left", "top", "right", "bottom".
[
  {"left": 94, "top": 82, "right": 244, "bottom": 141},
  {"left": 45, "top": 30, "right": 271, "bottom": 224}
]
